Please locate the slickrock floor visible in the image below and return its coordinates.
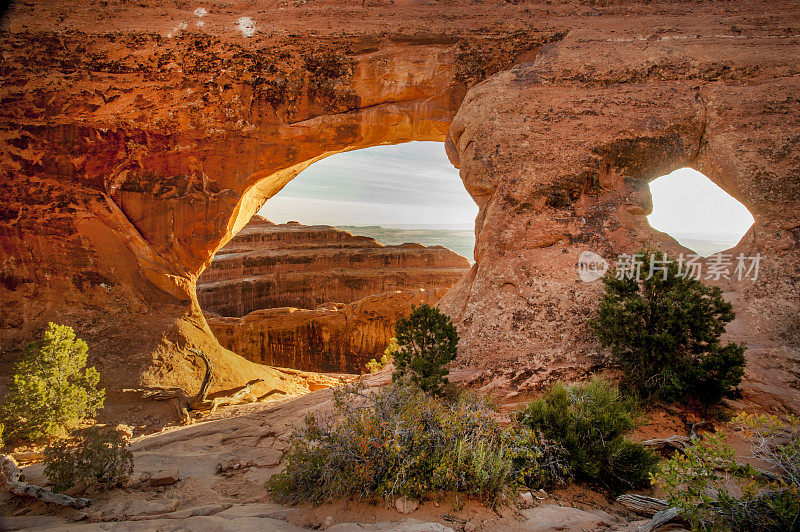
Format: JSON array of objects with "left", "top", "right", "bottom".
[{"left": 0, "top": 378, "right": 670, "bottom": 531}]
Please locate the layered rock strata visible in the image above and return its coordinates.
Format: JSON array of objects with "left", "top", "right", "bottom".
[
  {"left": 207, "top": 288, "right": 443, "bottom": 373},
  {"left": 197, "top": 216, "right": 470, "bottom": 317}
]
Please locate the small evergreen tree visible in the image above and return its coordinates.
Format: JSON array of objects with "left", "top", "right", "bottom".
[
  {"left": 590, "top": 249, "right": 746, "bottom": 405},
  {"left": 517, "top": 379, "right": 658, "bottom": 492},
  {"left": 1, "top": 323, "right": 105, "bottom": 441},
  {"left": 392, "top": 304, "right": 458, "bottom": 396}
]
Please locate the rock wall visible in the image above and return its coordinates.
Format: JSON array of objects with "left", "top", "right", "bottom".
[
  {"left": 207, "top": 288, "right": 443, "bottom": 373},
  {"left": 0, "top": 1, "right": 548, "bottom": 395},
  {"left": 197, "top": 216, "right": 469, "bottom": 317},
  {"left": 1, "top": 0, "right": 799, "bottom": 413},
  {"left": 439, "top": 24, "right": 800, "bottom": 411}
]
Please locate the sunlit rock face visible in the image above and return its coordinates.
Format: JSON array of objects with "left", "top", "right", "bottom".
[
  {"left": 0, "top": 0, "right": 798, "bottom": 411},
  {"left": 207, "top": 288, "right": 444, "bottom": 373},
  {"left": 0, "top": 0, "right": 554, "bottom": 394},
  {"left": 197, "top": 216, "right": 469, "bottom": 317},
  {"left": 440, "top": 23, "right": 800, "bottom": 411}
]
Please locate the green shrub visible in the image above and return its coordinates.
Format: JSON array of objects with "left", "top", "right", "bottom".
[
  {"left": 517, "top": 379, "right": 658, "bottom": 492},
  {"left": 654, "top": 414, "right": 800, "bottom": 531},
  {"left": 269, "top": 382, "right": 570, "bottom": 506},
  {"left": 43, "top": 426, "right": 133, "bottom": 492},
  {"left": 366, "top": 338, "right": 398, "bottom": 373},
  {"left": 590, "top": 249, "right": 746, "bottom": 406},
  {"left": 1, "top": 323, "right": 105, "bottom": 441},
  {"left": 392, "top": 304, "right": 458, "bottom": 396}
]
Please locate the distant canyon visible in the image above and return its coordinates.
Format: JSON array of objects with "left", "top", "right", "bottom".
[{"left": 198, "top": 216, "right": 471, "bottom": 372}]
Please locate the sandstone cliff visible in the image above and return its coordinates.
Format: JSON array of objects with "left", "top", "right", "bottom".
[
  {"left": 207, "top": 288, "right": 443, "bottom": 373},
  {"left": 197, "top": 216, "right": 470, "bottom": 317},
  {"left": 1, "top": 0, "right": 798, "bottom": 414}
]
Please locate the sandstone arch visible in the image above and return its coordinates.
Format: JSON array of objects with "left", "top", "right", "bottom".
[
  {"left": 0, "top": 12, "right": 557, "bottom": 398},
  {"left": 439, "top": 45, "right": 800, "bottom": 411},
  {"left": 1, "top": 1, "right": 798, "bottom": 413},
  {"left": 645, "top": 167, "right": 755, "bottom": 256}
]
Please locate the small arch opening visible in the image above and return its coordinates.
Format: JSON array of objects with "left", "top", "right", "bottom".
[{"left": 647, "top": 167, "right": 755, "bottom": 256}]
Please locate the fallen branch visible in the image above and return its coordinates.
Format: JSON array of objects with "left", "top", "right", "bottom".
[
  {"left": 124, "top": 349, "right": 277, "bottom": 422},
  {"left": 257, "top": 389, "right": 287, "bottom": 402},
  {"left": 643, "top": 435, "right": 692, "bottom": 454},
  {"left": 639, "top": 507, "right": 681, "bottom": 532},
  {"left": 205, "top": 378, "right": 264, "bottom": 414},
  {"left": 688, "top": 421, "right": 713, "bottom": 441},
  {"left": 1, "top": 454, "right": 90, "bottom": 509},
  {"left": 187, "top": 347, "right": 213, "bottom": 408},
  {"left": 616, "top": 494, "right": 669, "bottom": 516}
]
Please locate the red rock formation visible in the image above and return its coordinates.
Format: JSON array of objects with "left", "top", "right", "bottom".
[
  {"left": 439, "top": 40, "right": 800, "bottom": 411},
  {"left": 207, "top": 288, "right": 443, "bottom": 373},
  {"left": 0, "top": 1, "right": 798, "bottom": 413},
  {"left": 0, "top": 1, "right": 549, "bottom": 397},
  {"left": 197, "top": 216, "right": 469, "bottom": 317}
]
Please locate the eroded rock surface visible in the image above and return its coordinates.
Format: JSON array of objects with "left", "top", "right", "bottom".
[
  {"left": 439, "top": 23, "right": 800, "bottom": 411},
  {"left": 0, "top": 0, "right": 798, "bottom": 412},
  {"left": 197, "top": 216, "right": 469, "bottom": 317},
  {"left": 207, "top": 288, "right": 444, "bottom": 372},
  {"left": 0, "top": 0, "right": 557, "bottom": 398}
]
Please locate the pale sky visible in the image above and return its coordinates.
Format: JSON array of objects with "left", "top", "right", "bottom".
[
  {"left": 258, "top": 141, "right": 478, "bottom": 228},
  {"left": 647, "top": 167, "right": 754, "bottom": 253}
]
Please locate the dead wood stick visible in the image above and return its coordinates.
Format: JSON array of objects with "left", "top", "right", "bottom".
[
  {"left": 639, "top": 507, "right": 681, "bottom": 532},
  {"left": 643, "top": 435, "right": 692, "bottom": 453},
  {"left": 187, "top": 347, "right": 213, "bottom": 407},
  {"left": 1, "top": 454, "right": 90, "bottom": 509},
  {"left": 207, "top": 378, "right": 264, "bottom": 414},
  {"left": 123, "top": 347, "right": 213, "bottom": 411},
  {"left": 125, "top": 349, "right": 277, "bottom": 420},
  {"left": 257, "top": 389, "right": 287, "bottom": 402},
  {"left": 616, "top": 494, "right": 669, "bottom": 516}
]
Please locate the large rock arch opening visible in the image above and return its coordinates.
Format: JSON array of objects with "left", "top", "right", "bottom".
[
  {"left": 646, "top": 167, "right": 755, "bottom": 256},
  {"left": 0, "top": 20, "right": 557, "bottom": 402}
]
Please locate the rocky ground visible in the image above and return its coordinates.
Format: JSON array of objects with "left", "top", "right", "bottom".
[{"left": 5, "top": 369, "right": 770, "bottom": 531}]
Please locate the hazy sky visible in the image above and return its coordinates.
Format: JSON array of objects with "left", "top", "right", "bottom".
[{"left": 258, "top": 141, "right": 478, "bottom": 228}]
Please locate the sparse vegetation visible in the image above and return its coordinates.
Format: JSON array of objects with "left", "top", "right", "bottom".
[
  {"left": 653, "top": 413, "right": 800, "bottom": 531},
  {"left": 590, "top": 249, "right": 746, "bottom": 406},
  {"left": 43, "top": 426, "right": 133, "bottom": 492},
  {"left": 1, "top": 323, "right": 105, "bottom": 441},
  {"left": 269, "top": 382, "right": 571, "bottom": 507},
  {"left": 392, "top": 304, "right": 459, "bottom": 397},
  {"left": 517, "top": 379, "right": 658, "bottom": 492},
  {"left": 365, "top": 337, "right": 398, "bottom": 373}
]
